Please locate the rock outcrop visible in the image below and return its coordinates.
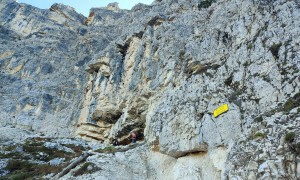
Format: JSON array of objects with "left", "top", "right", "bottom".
[{"left": 0, "top": 0, "right": 300, "bottom": 179}]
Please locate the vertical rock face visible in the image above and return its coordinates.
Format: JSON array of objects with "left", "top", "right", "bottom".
[
  {"left": 0, "top": 0, "right": 126, "bottom": 137},
  {"left": 1, "top": 0, "right": 300, "bottom": 179}
]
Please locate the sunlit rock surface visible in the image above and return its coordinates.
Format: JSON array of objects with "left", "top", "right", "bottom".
[{"left": 1, "top": 0, "right": 300, "bottom": 179}]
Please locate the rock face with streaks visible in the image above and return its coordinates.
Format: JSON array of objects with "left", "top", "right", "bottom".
[
  {"left": 1, "top": 0, "right": 300, "bottom": 179},
  {"left": 0, "top": 0, "right": 124, "bottom": 137}
]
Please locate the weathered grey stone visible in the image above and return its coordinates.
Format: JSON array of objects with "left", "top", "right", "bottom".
[
  {"left": 0, "top": 0, "right": 122, "bottom": 137},
  {"left": 0, "top": 0, "right": 300, "bottom": 179},
  {"left": 0, "top": 159, "right": 8, "bottom": 177},
  {"left": 49, "top": 158, "right": 65, "bottom": 166},
  {"left": 0, "top": 127, "right": 30, "bottom": 142}
]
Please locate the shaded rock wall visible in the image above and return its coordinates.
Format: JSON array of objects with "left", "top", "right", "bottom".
[{"left": 0, "top": 0, "right": 126, "bottom": 137}]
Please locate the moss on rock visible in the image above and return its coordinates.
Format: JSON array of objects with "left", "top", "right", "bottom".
[
  {"left": 285, "top": 132, "right": 295, "bottom": 143},
  {"left": 95, "top": 146, "right": 116, "bottom": 154}
]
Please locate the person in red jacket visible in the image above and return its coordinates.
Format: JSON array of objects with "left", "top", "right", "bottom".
[{"left": 131, "top": 132, "right": 137, "bottom": 143}]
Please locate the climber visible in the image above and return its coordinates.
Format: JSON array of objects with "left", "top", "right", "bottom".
[
  {"left": 131, "top": 132, "right": 137, "bottom": 143},
  {"left": 112, "top": 139, "right": 119, "bottom": 146}
]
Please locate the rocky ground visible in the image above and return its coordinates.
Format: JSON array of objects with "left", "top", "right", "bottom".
[
  {"left": 0, "top": 137, "right": 150, "bottom": 180},
  {"left": 0, "top": 0, "right": 300, "bottom": 179},
  {"left": 0, "top": 137, "right": 92, "bottom": 179}
]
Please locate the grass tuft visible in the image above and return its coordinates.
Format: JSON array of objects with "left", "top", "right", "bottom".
[
  {"left": 4, "top": 159, "right": 67, "bottom": 179},
  {"left": 283, "top": 92, "right": 300, "bottom": 112},
  {"left": 285, "top": 132, "right": 295, "bottom": 143},
  {"left": 198, "top": 0, "right": 216, "bottom": 9},
  {"left": 247, "top": 44, "right": 253, "bottom": 50},
  {"left": 1, "top": 138, "right": 87, "bottom": 179},
  {"left": 254, "top": 132, "right": 265, "bottom": 139},
  {"left": 269, "top": 43, "right": 282, "bottom": 59},
  {"left": 254, "top": 116, "right": 263, "bottom": 123},
  {"left": 95, "top": 146, "right": 116, "bottom": 154}
]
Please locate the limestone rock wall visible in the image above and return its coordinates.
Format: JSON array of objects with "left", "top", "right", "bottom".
[
  {"left": 0, "top": 0, "right": 126, "bottom": 137},
  {"left": 76, "top": 0, "right": 300, "bottom": 179},
  {"left": 62, "top": 145, "right": 228, "bottom": 180},
  {"left": 1, "top": 0, "right": 300, "bottom": 179}
]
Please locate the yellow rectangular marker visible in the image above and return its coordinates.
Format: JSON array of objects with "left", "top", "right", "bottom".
[{"left": 213, "top": 104, "right": 229, "bottom": 118}]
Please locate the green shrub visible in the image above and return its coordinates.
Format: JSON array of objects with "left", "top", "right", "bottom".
[
  {"left": 292, "top": 69, "right": 299, "bottom": 74},
  {"left": 285, "top": 132, "right": 295, "bottom": 143},
  {"left": 283, "top": 99, "right": 295, "bottom": 112},
  {"left": 0, "top": 151, "right": 26, "bottom": 160},
  {"left": 296, "top": 142, "right": 300, "bottom": 149},
  {"left": 269, "top": 43, "right": 282, "bottom": 59},
  {"left": 5, "top": 159, "right": 33, "bottom": 172},
  {"left": 254, "top": 132, "right": 265, "bottom": 139},
  {"left": 3, "top": 145, "right": 17, "bottom": 151},
  {"left": 243, "top": 61, "right": 250, "bottom": 67},
  {"left": 95, "top": 146, "right": 116, "bottom": 154},
  {"left": 5, "top": 172, "right": 34, "bottom": 180},
  {"left": 198, "top": 0, "right": 216, "bottom": 9},
  {"left": 247, "top": 44, "right": 253, "bottom": 50},
  {"left": 2, "top": 139, "right": 84, "bottom": 179},
  {"left": 22, "top": 141, "right": 71, "bottom": 161},
  {"left": 254, "top": 116, "right": 263, "bottom": 123},
  {"left": 283, "top": 92, "right": 300, "bottom": 112},
  {"left": 4, "top": 159, "right": 67, "bottom": 179}
]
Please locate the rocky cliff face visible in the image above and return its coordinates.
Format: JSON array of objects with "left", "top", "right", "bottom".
[
  {"left": 1, "top": 0, "right": 300, "bottom": 179},
  {"left": 0, "top": 0, "right": 125, "bottom": 137}
]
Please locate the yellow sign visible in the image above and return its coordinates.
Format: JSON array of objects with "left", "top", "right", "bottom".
[{"left": 213, "top": 104, "right": 229, "bottom": 118}]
